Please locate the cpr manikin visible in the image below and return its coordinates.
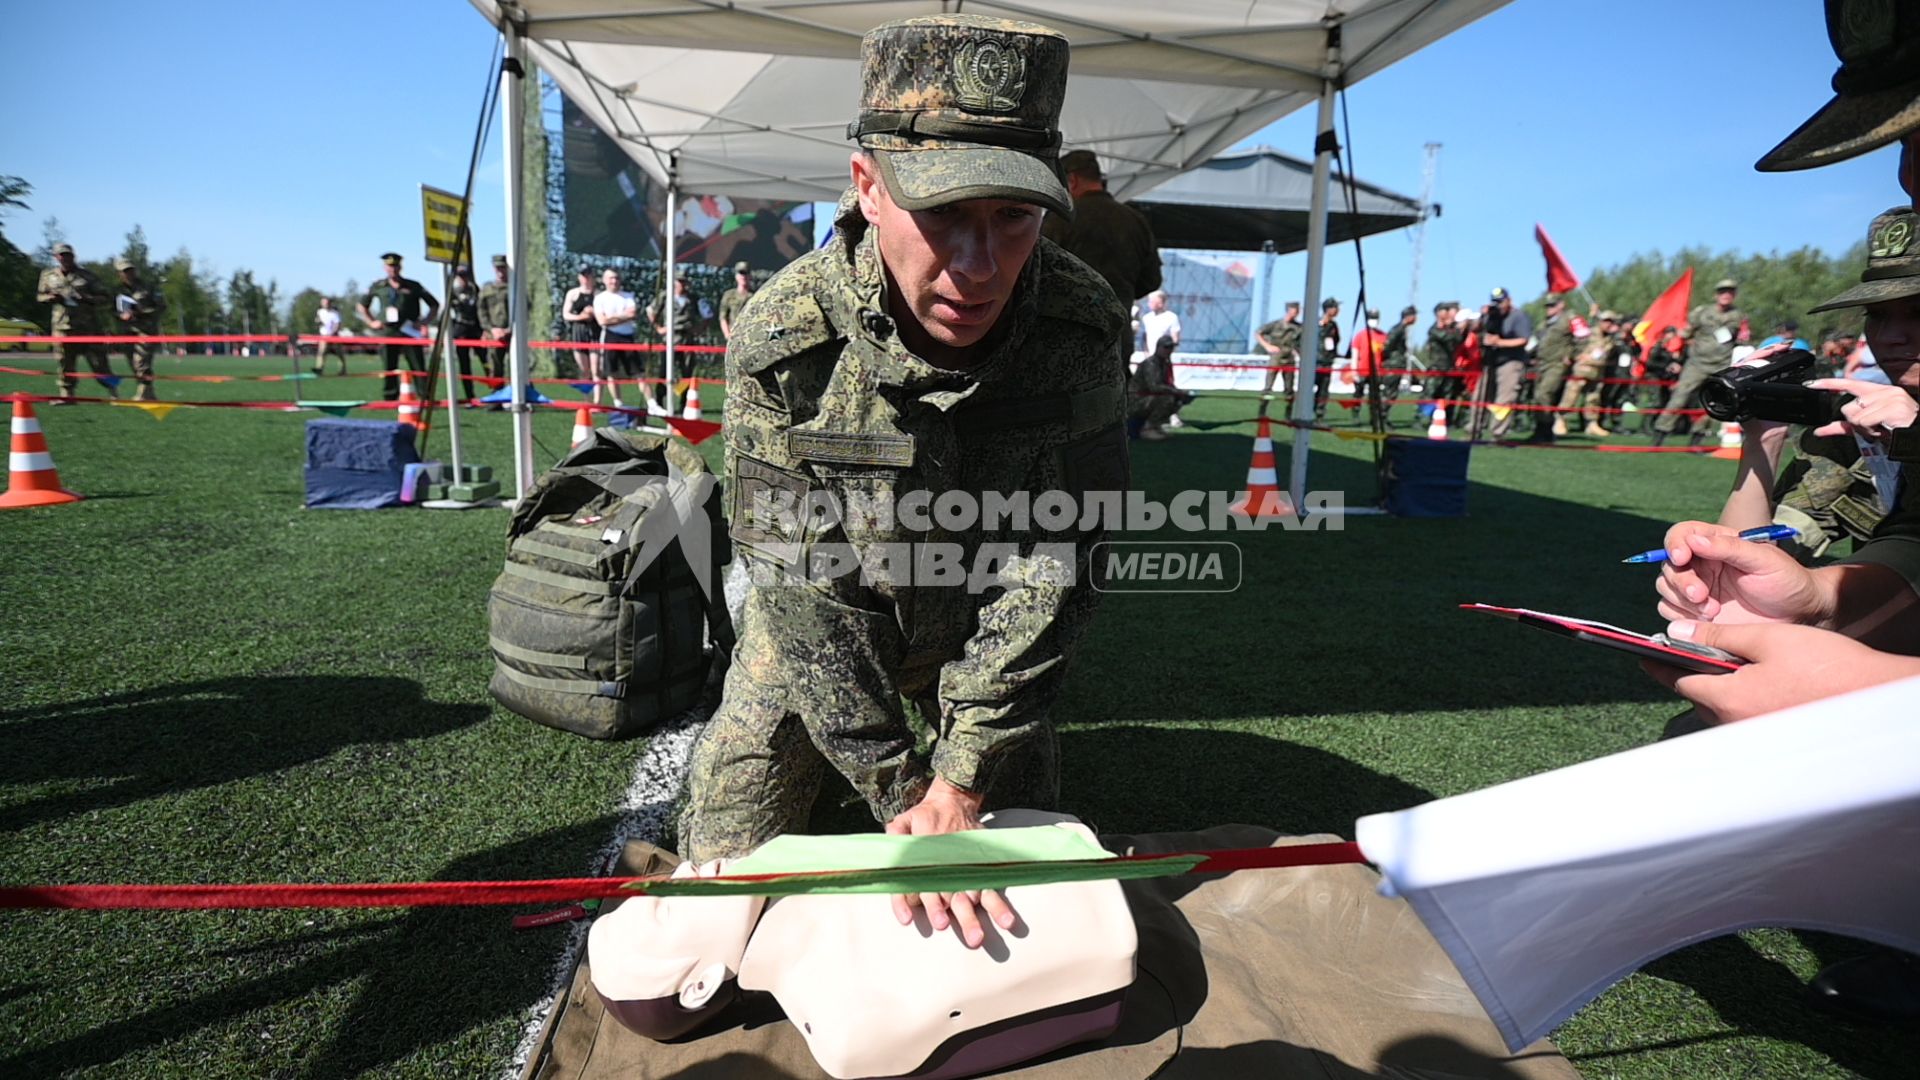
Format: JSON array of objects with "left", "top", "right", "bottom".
[{"left": 587, "top": 812, "right": 1138, "bottom": 1078}]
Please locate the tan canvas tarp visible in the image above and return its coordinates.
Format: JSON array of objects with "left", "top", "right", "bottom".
[{"left": 523, "top": 826, "right": 1579, "bottom": 1079}]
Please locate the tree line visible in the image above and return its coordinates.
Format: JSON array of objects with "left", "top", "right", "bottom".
[{"left": 1532, "top": 241, "right": 1869, "bottom": 341}]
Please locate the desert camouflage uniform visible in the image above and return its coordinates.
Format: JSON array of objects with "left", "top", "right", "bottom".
[
  {"left": 37, "top": 262, "right": 112, "bottom": 397},
  {"left": 681, "top": 192, "right": 1129, "bottom": 862},
  {"left": 1558, "top": 324, "right": 1614, "bottom": 428}
]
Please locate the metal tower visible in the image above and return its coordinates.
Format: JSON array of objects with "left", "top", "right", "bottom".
[{"left": 1408, "top": 142, "right": 1441, "bottom": 313}]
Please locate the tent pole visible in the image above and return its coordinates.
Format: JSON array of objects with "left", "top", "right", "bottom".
[
  {"left": 503, "top": 19, "right": 534, "bottom": 500},
  {"left": 1289, "top": 30, "right": 1341, "bottom": 511},
  {"left": 662, "top": 158, "right": 678, "bottom": 417}
]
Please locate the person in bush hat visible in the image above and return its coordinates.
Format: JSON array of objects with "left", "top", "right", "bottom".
[
  {"left": 112, "top": 256, "right": 166, "bottom": 401},
  {"left": 36, "top": 242, "right": 112, "bottom": 400},
  {"left": 685, "top": 13, "right": 1128, "bottom": 950}
]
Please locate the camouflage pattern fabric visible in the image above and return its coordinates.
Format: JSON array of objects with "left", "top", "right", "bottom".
[
  {"left": 478, "top": 280, "right": 511, "bottom": 380},
  {"left": 37, "top": 264, "right": 111, "bottom": 396},
  {"left": 1257, "top": 317, "right": 1301, "bottom": 393},
  {"left": 1040, "top": 188, "right": 1162, "bottom": 304},
  {"left": 1531, "top": 311, "right": 1577, "bottom": 408},
  {"left": 1773, "top": 429, "right": 1891, "bottom": 562},
  {"left": 117, "top": 276, "right": 167, "bottom": 394},
  {"left": 719, "top": 287, "right": 753, "bottom": 338},
  {"left": 682, "top": 188, "right": 1129, "bottom": 862}
]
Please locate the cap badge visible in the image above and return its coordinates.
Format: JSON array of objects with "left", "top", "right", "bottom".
[
  {"left": 952, "top": 37, "right": 1027, "bottom": 112},
  {"left": 1871, "top": 216, "right": 1913, "bottom": 258}
]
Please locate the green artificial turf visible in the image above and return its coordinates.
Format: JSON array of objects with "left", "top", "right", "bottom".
[{"left": 0, "top": 354, "right": 1909, "bottom": 1078}]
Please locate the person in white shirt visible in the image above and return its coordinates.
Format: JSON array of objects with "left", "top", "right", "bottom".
[
  {"left": 1139, "top": 291, "right": 1180, "bottom": 353},
  {"left": 593, "top": 268, "right": 640, "bottom": 408},
  {"left": 312, "top": 298, "right": 344, "bottom": 376}
]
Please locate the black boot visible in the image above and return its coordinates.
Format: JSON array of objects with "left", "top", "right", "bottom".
[
  {"left": 1805, "top": 950, "right": 1920, "bottom": 1023},
  {"left": 1650, "top": 432, "right": 1667, "bottom": 447}
]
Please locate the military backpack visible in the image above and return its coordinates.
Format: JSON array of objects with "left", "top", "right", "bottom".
[{"left": 487, "top": 429, "right": 732, "bottom": 739}]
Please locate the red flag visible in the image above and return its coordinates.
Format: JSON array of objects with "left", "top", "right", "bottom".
[
  {"left": 1632, "top": 269, "right": 1693, "bottom": 351},
  {"left": 1535, "top": 224, "right": 1581, "bottom": 295}
]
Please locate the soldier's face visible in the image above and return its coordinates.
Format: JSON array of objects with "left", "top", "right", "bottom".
[
  {"left": 853, "top": 153, "right": 1042, "bottom": 353},
  {"left": 1716, "top": 288, "right": 1735, "bottom": 308},
  {"left": 1865, "top": 295, "right": 1920, "bottom": 388},
  {"left": 56, "top": 253, "right": 74, "bottom": 271}
]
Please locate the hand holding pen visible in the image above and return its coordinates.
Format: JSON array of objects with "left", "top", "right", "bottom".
[{"left": 1624, "top": 524, "right": 1799, "bottom": 565}]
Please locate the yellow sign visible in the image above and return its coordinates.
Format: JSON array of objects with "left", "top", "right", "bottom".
[{"left": 420, "top": 185, "right": 473, "bottom": 266}]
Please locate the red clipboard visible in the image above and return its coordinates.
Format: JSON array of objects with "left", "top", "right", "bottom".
[{"left": 1462, "top": 604, "right": 1746, "bottom": 674}]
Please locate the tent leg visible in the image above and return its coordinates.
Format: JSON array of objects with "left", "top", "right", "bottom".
[
  {"left": 503, "top": 19, "right": 534, "bottom": 500},
  {"left": 1289, "top": 40, "right": 1340, "bottom": 512},
  {"left": 662, "top": 166, "right": 678, "bottom": 418}
]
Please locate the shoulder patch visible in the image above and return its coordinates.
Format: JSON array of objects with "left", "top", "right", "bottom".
[
  {"left": 730, "top": 256, "right": 841, "bottom": 376},
  {"left": 1035, "top": 241, "right": 1128, "bottom": 336}
]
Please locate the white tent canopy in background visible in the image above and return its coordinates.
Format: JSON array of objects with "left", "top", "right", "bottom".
[{"left": 465, "top": 0, "right": 1513, "bottom": 502}]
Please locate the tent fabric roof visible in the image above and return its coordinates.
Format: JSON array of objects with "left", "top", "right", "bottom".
[
  {"left": 1134, "top": 145, "right": 1425, "bottom": 253},
  {"left": 470, "top": 0, "right": 1509, "bottom": 203}
]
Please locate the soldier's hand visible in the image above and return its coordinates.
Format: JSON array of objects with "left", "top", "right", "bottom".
[
  {"left": 885, "top": 779, "right": 1016, "bottom": 949},
  {"left": 1655, "top": 520, "right": 1830, "bottom": 627},
  {"left": 1808, "top": 377, "right": 1918, "bottom": 443},
  {"left": 1640, "top": 619, "right": 1919, "bottom": 724}
]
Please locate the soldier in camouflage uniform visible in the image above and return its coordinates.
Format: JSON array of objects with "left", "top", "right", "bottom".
[
  {"left": 718, "top": 260, "right": 755, "bottom": 342},
  {"left": 36, "top": 242, "right": 113, "bottom": 400},
  {"left": 1380, "top": 305, "right": 1417, "bottom": 426},
  {"left": 1557, "top": 310, "right": 1619, "bottom": 437},
  {"left": 1255, "top": 300, "right": 1302, "bottom": 396},
  {"left": 1422, "top": 301, "right": 1465, "bottom": 425},
  {"left": 478, "top": 254, "right": 513, "bottom": 383},
  {"left": 684, "top": 15, "right": 1128, "bottom": 945},
  {"left": 112, "top": 257, "right": 167, "bottom": 401},
  {"left": 1652, "top": 278, "right": 1746, "bottom": 444},
  {"left": 1527, "top": 294, "right": 1576, "bottom": 442},
  {"left": 1040, "top": 149, "right": 1162, "bottom": 307},
  {"left": 447, "top": 263, "right": 485, "bottom": 401}
]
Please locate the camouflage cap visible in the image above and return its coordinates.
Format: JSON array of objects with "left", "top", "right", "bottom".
[
  {"left": 1812, "top": 206, "right": 1920, "bottom": 311},
  {"left": 112, "top": 256, "right": 134, "bottom": 271},
  {"left": 733, "top": 260, "right": 752, "bottom": 274},
  {"left": 849, "top": 15, "right": 1071, "bottom": 215},
  {"left": 1714, "top": 278, "right": 1738, "bottom": 292},
  {"left": 1599, "top": 310, "right": 1621, "bottom": 322},
  {"left": 1545, "top": 292, "right": 1565, "bottom": 305},
  {"left": 1757, "top": 0, "right": 1920, "bottom": 171},
  {"left": 491, "top": 254, "right": 509, "bottom": 268},
  {"left": 1433, "top": 301, "right": 1452, "bottom": 314},
  {"left": 52, "top": 242, "right": 74, "bottom": 256},
  {"left": 1400, "top": 304, "right": 1418, "bottom": 318}
]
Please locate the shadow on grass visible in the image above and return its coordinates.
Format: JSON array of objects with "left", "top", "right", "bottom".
[
  {"left": 0, "top": 815, "right": 621, "bottom": 1079},
  {"left": 0, "top": 677, "right": 488, "bottom": 832},
  {"left": 1096, "top": 424, "right": 1692, "bottom": 719},
  {"left": 1641, "top": 935, "right": 1920, "bottom": 1080}
]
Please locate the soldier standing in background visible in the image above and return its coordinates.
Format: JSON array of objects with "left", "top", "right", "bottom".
[
  {"left": 1380, "top": 305, "right": 1418, "bottom": 426},
  {"left": 1528, "top": 293, "right": 1576, "bottom": 442},
  {"left": 718, "top": 260, "right": 755, "bottom": 343},
  {"left": 684, "top": 14, "right": 1128, "bottom": 950},
  {"left": 37, "top": 243, "right": 113, "bottom": 401},
  {"left": 356, "top": 253, "right": 439, "bottom": 402},
  {"left": 1651, "top": 277, "right": 1746, "bottom": 446},
  {"left": 1313, "top": 297, "right": 1342, "bottom": 419},
  {"left": 1042, "top": 149, "right": 1162, "bottom": 309},
  {"left": 113, "top": 257, "right": 166, "bottom": 402},
  {"left": 1559, "top": 310, "right": 1619, "bottom": 437},
  {"left": 447, "top": 263, "right": 485, "bottom": 402},
  {"left": 1422, "top": 301, "right": 1464, "bottom": 425},
  {"left": 1256, "top": 300, "right": 1302, "bottom": 397},
  {"left": 478, "top": 254, "right": 513, "bottom": 385}
]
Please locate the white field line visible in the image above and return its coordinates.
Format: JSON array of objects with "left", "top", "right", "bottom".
[{"left": 503, "top": 564, "right": 745, "bottom": 1078}]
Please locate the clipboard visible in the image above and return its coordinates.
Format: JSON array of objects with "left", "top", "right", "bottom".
[{"left": 1462, "top": 604, "right": 1746, "bottom": 675}]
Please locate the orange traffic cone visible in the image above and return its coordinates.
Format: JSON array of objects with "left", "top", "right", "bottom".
[
  {"left": 1712, "top": 421, "right": 1743, "bottom": 460},
  {"left": 1228, "top": 414, "right": 1294, "bottom": 519},
  {"left": 572, "top": 407, "right": 594, "bottom": 447},
  {"left": 1427, "top": 401, "right": 1449, "bottom": 440},
  {"left": 397, "top": 370, "right": 424, "bottom": 434},
  {"left": 682, "top": 383, "right": 703, "bottom": 421},
  {"left": 0, "top": 395, "right": 83, "bottom": 509}
]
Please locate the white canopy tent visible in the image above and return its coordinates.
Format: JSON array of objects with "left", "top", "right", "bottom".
[{"left": 466, "top": 0, "right": 1512, "bottom": 503}]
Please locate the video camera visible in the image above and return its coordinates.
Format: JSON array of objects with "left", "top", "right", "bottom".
[{"left": 1699, "top": 349, "right": 1847, "bottom": 427}]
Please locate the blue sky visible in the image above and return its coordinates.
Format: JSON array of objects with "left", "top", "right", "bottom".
[{"left": 2, "top": 0, "right": 1902, "bottom": 319}]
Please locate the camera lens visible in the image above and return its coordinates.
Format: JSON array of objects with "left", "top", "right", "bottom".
[{"left": 1699, "top": 375, "right": 1743, "bottom": 421}]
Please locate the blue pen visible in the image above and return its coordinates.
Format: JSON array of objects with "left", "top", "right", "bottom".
[{"left": 1622, "top": 524, "right": 1800, "bottom": 564}]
